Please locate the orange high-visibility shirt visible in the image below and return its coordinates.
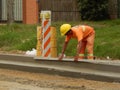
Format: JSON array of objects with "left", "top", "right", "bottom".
[{"left": 65, "top": 25, "right": 94, "bottom": 42}]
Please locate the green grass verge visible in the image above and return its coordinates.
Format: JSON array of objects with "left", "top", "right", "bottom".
[
  {"left": 0, "top": 20, "right": 120, "bottom": 59},
  {"left": 0, "top": 23, "right": 37, "bottom": 51}
]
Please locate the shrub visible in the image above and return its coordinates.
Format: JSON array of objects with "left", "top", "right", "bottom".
[{"left": 77, "top": 0, "right": 109, "bottom": 21}]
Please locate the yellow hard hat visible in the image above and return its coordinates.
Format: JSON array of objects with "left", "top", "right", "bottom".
[{"left": 60, "top": 24, "right": 71, "bottom": 36}]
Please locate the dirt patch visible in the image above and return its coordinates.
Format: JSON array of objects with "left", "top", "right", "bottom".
[
  {"left": 0, "top": 69, "right": 120, "bottom": 90},
  {"left": 0, "top": 50, "right": 25, "bottom": 55}
]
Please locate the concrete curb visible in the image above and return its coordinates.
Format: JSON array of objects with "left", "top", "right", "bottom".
[{"left": 0, "top": 54, "right": 120, "bottom": 82}]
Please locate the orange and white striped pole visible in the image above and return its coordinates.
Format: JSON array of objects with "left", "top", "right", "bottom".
[{"left": 41, "top": 11, "right": 51, "bottom": 57}]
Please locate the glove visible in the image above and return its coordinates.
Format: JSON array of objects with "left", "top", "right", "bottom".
[
  {"left": 58, "top": 54, "right": 64, "bottom": 61},
  {"left": 74, "top": 56, "right": 79, "bottom": 62}
]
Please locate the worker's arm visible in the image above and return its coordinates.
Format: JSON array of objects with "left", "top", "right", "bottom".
[
  {"left": 58, "top": 41, "right": 68, "bottom": 60},
  {"left": 74, "top": 41, "right": 82, "bottom": 61}
]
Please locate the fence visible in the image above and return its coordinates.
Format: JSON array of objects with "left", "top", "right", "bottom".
[
  {"left": 0, "top": 0, "right": 22, "bottom": 22},
  {"left": 118, "top": 0, "right": 120, "bottom": 18},
  {"left": 39, "top": 0, "right": 81, "bottom": 21},
  {"left": 0, "top": 0, "right": 120, "bottom": 22},
  {"left": 108, "top": 0, "right": 118, "bottom": 19},
  {"left": 0, "top": 0, "right": 2, "bottom": 20}
]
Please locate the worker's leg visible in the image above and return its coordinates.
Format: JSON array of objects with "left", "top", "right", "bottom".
[
  {"left": 86, "top": 32, "right": 95, "bottom": 59},
  {"left": 79, "top": 41, "right": 87, "bottom": 59}
]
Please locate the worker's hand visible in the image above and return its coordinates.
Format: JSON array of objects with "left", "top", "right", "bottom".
[
  {"left": 58, "top": 54, "right": 64, "bottom": 61},
  {"left": 74, "top": 56, "right": 79, "bottom": 62}
]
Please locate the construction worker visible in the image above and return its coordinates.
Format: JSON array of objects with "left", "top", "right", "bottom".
[{"left": 58, "top": 24, "right": 95, "bottom": 61}]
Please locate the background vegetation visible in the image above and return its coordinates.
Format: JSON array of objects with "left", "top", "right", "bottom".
[
  {"left": 0, "top": 20, "right": 120, "bottom": 60},
  {"left": 77, "top": 0, "right": 109, "bottom": 20}
]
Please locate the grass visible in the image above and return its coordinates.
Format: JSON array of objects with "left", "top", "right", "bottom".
[
  {"left": 0, "top": 24, "right": 37, "bottom": 51},
  {"left": 0, "top": 20, "right": 120, "bottom": 60}
]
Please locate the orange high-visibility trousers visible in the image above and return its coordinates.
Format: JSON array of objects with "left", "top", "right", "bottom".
[{"left": 79, "top": 31, "right": 95, "bottom": 59}]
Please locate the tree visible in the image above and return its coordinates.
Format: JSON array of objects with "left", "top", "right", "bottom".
[{"left": 7, "top": 0, "right": 14, "bottom": 24}]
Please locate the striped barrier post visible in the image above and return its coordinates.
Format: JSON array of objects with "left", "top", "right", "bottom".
[
  {"left": 41, "top": 11, "right": 51, "bottom": 57},
  {"left": 37, "top": 11, "right": 57, "bottom": 58}
]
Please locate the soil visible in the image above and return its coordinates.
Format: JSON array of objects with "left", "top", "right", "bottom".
[
  {"left": 0, "top": 50, "right": 26, "bottom": 55},
  {"left": 0, "top": 69, "right": 120, "bottom": 90}
]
